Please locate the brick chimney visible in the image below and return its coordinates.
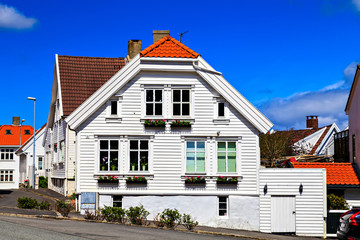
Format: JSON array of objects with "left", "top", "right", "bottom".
[
  {"left": 12, "top": 116, "right": 20, "bottom": 126},
  {"left": 127, "top": 40, "right": 142, "bottom": 61},
  {"left": 306, "top": 116, "right": 318, "bottom": 129},
  {"left": 153, "top": 30, "right": 170, "bottom": 43}
]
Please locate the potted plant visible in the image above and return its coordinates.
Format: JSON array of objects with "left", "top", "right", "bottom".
[
  {"left": 216, "top": 176, "right": 238, "bottom": 184},
  {"left": 130, "top": 163, "right": 137, "bottom": 171},
  {"left": 185, "top": 176, "right": 206, "bottom": 184},
  {"left": 144, "top": 119, "right": 166, "bottom": 128},
  {"left": 97, "top": 175, "right": 119, "bottom": 184},
  {"left": 141, "top": 162, "right": 148, "bottom": 171},
  {"left": 101, "top": 156, "right": 108, "bottom": 171},
  {"left": 126, "top": 176, "right": 147, "bottom": 184},
  {"left": 170, "top": 120, "right": 191, "bottom": 128}
]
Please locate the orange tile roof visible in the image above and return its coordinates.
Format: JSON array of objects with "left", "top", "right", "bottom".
[
  {"left": 292, "top": 162, "right": 360, "bottom": 186},
  {"left": 16, "top": 124, "right": 46, "bottom": 153},
  {"left": 140, "top": 36, "right": 200, "bottom": 58},
  {"left": 58, "top": 55, "right": 126, "bottom": 116},
  {"left": 0, "top": 125, "right": 34, "bottom": 146}
]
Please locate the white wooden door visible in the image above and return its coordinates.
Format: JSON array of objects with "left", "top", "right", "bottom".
[{"left": 271, "top": 195, "right": 296, "bottom": 233}]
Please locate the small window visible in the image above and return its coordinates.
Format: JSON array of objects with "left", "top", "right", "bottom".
[
  {"left": 173, "top": 89, "right": 190, "bottom": 116},
  {"left": 0, "top": 170, "right": 13, "bottom": 182},
  {"left": 24, "top": 130, "right": 31, "bottom": 135},
  {"left": 0, "top": 149, "right": 14, "bottom": 160},
  {"left": 5, "top": 130, "right": 11, "bottom": 135},
  {"left": 146, "top": 89, "right": 163, "bottom": 116},
  {"left": 218, "top": 102, "right": 225, "bottom": 117},
  {"left": 113, "top": 196, "right": 122, "bottom": 208},
  {"left": 219, "top": 196, "right": 228, "bottom": 216},
  {"left": 111, "top": 101, "right": 118, "bottom": 115},
  {"left": 130, "top": 140, "right": 148, "bottom": 171},
  {"left": 353, "top": 135, "right": 356, "bottom": 163},
  {"left": 38, "top": 156, "right": 43, "bottom": 170}
]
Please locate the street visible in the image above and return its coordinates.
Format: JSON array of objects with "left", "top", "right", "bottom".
[{"left": 0, "top": 215, "right": 245, "bottom": 240}]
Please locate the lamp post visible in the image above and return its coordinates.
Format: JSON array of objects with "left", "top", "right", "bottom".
[
  {"left": 20, "top": 119, "right": 25, "bottom": 146},
  {"left": 27, "top": 97, "right": 36, "bottom": 189}
]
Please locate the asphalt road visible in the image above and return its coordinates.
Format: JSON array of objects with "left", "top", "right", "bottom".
[{"left": 0, "top": 216, "right": 246, "bottom": 240}]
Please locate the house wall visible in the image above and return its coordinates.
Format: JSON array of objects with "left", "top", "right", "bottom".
[
  {"left": 348, "top": 79, "right": 360, "bottom": 167},
  {"left": 259, "top": 168, "right": 326, "bottom": 237},
  {"left": 77, "top": 71, "right": 261, "bottom": 230},
  {"left": 345, "top": 188, "right": 360, "bottom": 208},
  {"left": 0, "top": 147, "right": 19, "bottom": 189}
]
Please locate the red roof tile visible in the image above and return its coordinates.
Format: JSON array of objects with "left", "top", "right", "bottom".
[
  {"left": 278, "top": 128, "right": 319, "bottom": 145},
  {"left": 58, "top": 55, "right": 126, "bottom": 116},
  {"left": 292, "top": 162, "right": 360, "bottom": 185},
  {"left": 140, "top": 36, "right": 199, "bottom": 58},
  {"left": 16, "top": 124, "right": 46, "bottom": 152},
  {"left": 0, "top": 125, "right": 34, "bottom": 146}
]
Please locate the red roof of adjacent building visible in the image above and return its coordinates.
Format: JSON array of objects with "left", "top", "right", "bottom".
[
  {"left": 140, "top": 36, "right": 200, "bottom": 58},
  {"left": 58, "top": 55, "right": 126, "bottom": 116},
  {"left": 292, "top": 162, "right": 360, "bottom": 186},
  {"left": 16, "top": 124, "right": 46, "bottom": 153},
  {"left": 0, "top": 125, "right": 34, "bottom": 146}
]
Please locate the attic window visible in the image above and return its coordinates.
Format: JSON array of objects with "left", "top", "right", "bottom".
[
  {"left": 24, "top": 130, "right": 31, "bottom": 135},
  {"left": 5, "top": 130, "right": 11, "bottom": 135}
]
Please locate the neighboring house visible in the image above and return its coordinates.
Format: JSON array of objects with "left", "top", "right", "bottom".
[
  {"left": 50, "top": 31, "right": 274, "bottom": 230},
  {"left": 0, "top": 117, "right": 34, "bottom": 189},
  {"left": 15, "top": 124, "right": 47, "bottom": 185},
  {"left": 334, "top": 128, "right": 349, "bottom": 162},
  {"left": 279, "top": 116, "right": 339, "bottom": 156}
]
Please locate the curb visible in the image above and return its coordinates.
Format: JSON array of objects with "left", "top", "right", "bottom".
[{"left": 0, "top": 212, "right": 271, "bottom": 240}]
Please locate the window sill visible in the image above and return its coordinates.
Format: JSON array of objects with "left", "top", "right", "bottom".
[
  {"left": 213, "top": 119, "right": 230, "bottom": 124},
  {"left": 140, "top": 118, "right": 195, "bottom": 123},
  {"left": 105, "top": 117, "right": 122, "bottom": 123}
]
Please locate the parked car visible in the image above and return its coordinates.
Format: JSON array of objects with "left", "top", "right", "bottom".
[{"left": 337, "top": 208, "right": 360, "bottom": 240}]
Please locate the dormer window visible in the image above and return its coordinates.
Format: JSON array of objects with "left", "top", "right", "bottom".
[
  {"left": 24, "top": 130, "right": 31, "bottom": 135},
  {"left": 5, "top": 130, "right": 11, "bottom": 135}
]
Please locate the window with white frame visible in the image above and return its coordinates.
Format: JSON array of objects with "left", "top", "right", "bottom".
[
  {"left": 146, "top": 89, "right": 162, "bottom": 116},
  {"left": 218, "top": 196, "right": 228, "bottom": 216},
  {"left": 99, "top": 140, "right": 119, "bottom": 171},
  {"left": 130, "top": 140, "right": 148, "bottom": 171},
  {"left": 0, "top": 149, "right": 14, "bottom": 160},
  {"left": 0, "top": 170, "right": 13, "bottom": 182},
  {"left": 59, "top": 141, "right": 65, "bottom": 163},
  {"left": 111, "top": 101, "right": 118, "bottom": 115},
  {"left": 186, "top": 141, "right": 205, "bottom": 172},
  {"left": 38, "top": 156, "right": 43, "bottom": 170},
  {"left": 173, "top": 89, "right": 190, "bottom": 116},
  {"left": 217, "top": 142, "right": 236, "bottom": 172},
  {"left": 218, "top": 102, "right": 225, "bottom": 117}
]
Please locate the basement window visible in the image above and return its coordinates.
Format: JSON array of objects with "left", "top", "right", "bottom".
[
  {"left": 113, "top": 196, "right": 122, "bottom": 208},
  {"left": 218, "top": 196, "right": 228, "bottom": 217}
]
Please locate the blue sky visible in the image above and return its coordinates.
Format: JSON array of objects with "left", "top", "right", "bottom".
[{"left": 1, "top": 0, "right": 360, "bottom": 130}]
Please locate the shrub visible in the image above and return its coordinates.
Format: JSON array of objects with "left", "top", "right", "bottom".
[
  {"left": 181, "top": 213, "right": 198, "bottom": 231},
  {"left": 17, "top": 197, "right": 38, "bottom": 209},
  {"left": 101, "top": 206, "right": 125, "bottom": 223},
  {"left": 39, "top": 176, "right": 48, "bottom": 188},
  {"left": 56, "top": 200, "right": 72, "bottom": 217},
  {"left": 153, "top": 213, "right": 165, "bottom": 228},
  {"left": 328, "top": 194, "right": 349, "bottom": 210},
  {"left": 39, "top": 200, "right": 51, "bottom": 210},
  {"left": 125, "top": 205, "right": 149, "bottom": 225},
  {"left": 84, "top": 209, "right": 103, "bottom": 220},
  {"left": 159, "top": 208, "right": 181, "bottom": 229}
]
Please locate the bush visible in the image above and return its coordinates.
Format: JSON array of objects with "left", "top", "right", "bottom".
[
  {"left": 39, "top": 200, "right": 51, "bottom": 210},
  {"left": 125, "top": 205, "right": 149, "bottom": 225},
  {"left": 153, "top": 213, "right": 165, "bottom": 228},
  {"left": 17, "top": 197, "right": 38, "bottom": 209},
  {"left": 101, "top": 206, "right": 125, "bottom": 223},
  {"left": 328, "top": 194, "right": 349, "bottom": 210},
  {"left": 159, "top": 208, "right": 181, "bottom": 229},
  {"left": 181, "top": 213, "right": 198, "bottom": 231},
  {"left": 39, "top": 176, "right": 48, "bottom": 188},
  {"left": 56, "top": 200, "right": 72, "bottom": 217},
  {"left": 84, "top": 209, "right": 103, "bottom": 220}
]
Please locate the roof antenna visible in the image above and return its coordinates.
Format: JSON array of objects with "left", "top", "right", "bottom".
[{"left": 179, "top": 30, "right": 189, "bottom": 43}]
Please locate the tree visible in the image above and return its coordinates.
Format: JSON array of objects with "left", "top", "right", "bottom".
[{"left": 260, "top": 132, "right": 291, "bottom": 167}]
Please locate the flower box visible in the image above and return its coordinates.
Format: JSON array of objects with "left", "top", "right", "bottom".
[
  {"left": 170, "top": 120, "right": 191, "bottom": 128},
  {"left": 184, "top": 176, "right": 206, "bottom": 184},
  {"left": 216, "top": 176, "right": 238, "bottom": 184},
  {"left": 97, "top": 175, "right": 119, "bottom": 184},
  {"left": 126, "top": 176, "right": 147, "bottom": 184},
  {"left": 144, "top": 119, "right": 166, "bottom": 128}
]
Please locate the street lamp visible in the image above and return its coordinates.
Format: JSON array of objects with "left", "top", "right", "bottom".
[
  {"left": 19, "top": 119, "right": 25, "bottom": 146},
  {"left": 27, "top": 97, "right": 36, "bottom": 189}
]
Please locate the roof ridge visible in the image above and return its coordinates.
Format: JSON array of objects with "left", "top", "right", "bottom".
[{"left": 58, "top": 55, "right": 125, "bottom": 60}]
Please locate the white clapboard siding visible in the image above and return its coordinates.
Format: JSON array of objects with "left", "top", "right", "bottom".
[
  {"left": 66, "top": 129, "right": 76, "bottom": 179},
  {"left": 77, "top": 71, "right": 260, "bottom": 195},
  {"left": 259, "top": 169, "right": 326, "bottom": 237}
]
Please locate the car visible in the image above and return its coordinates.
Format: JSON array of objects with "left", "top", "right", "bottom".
[{"left": 337, "top": 208, "right": 360, "bottom": 240}]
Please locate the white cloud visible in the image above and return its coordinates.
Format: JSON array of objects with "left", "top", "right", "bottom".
[
  {"left": 343, "top": 61, "right": 359, "bottom": 85},
  {"left": 0, "top": 3, "right": 36, "bottom": 29},
  {"left": 353, "top": 0, "right": 360, "bottom": 11}
]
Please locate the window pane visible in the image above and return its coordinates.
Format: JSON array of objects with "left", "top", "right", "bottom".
[
  {"left": 219, "top": 203, "right": 227, "bottom": 209},
  {"left": 228, "top": 152, "right": 236, "bottom": 172},
  {"left": 111, "top": 101, "right": 117, "bottom": 115},
  {"left": 219, "top": 197, "right": 227, "bottom": 202},
  {"left": 173, "top": 90, "right": 181, "bottom": 102},
  {"left": 110, "top": 151, "right": 118, "bottom": 171},
  {"left": 219, "top": 210, "right": 227, "bottom": 216},
  {"left": 218, "top": 152, "right": 226, "bottom": 172},
  {"left": 110, "top": 140, "right": 118, "bottom": 150},
  {"left": 186, "top": 152, "right": 195, "bottom": 172},
  {"left": 197, "top": 142, "right": 205, "bottom": 151},
  {"left": 130, "top": 152, "right": 138, "bottom": 171},
  {"left": 100, "top": 151, "right": 108, "bottom": 171},
  {"left": 173, "top": 104, "right": 181, "bottom": 115},
  {"left": 187, "top": 142, "right": 195, "bottom": 151},
  {"left": 100, "top": 140, "right": 108, "bottom": 150},
  {"left": 218, "top": 102, "right": 225, "bottom": 117},
  {"left": 155, "top": 103, "right": 162, "bottom": 115},
  {"left": 182, "top": 104, "right": 190, "bottom": 116},
  {"left": 140, "top": 151, "right": 148, "bottom": 171},
  {"left": 130, "top": 140, "right": 138, "bottom": 150},
  {"left": 218, "top": 142, "right": 226, "bottom": 151},
  {"left": 155, "top": 90, "right": 162, "bottom": 102},
  {"left": 146, "top": 104, "right": 153, "bottom": 115},
  {"left": 228, "top": 142, "right": 236, "bottom": 151},
  {"left": 140, "top": 141, "right": 148, "bottom": 149},
  {"left": 146, "top": 90, "right": 153, "bottom": 102},
  {"left": 196, "top": 152, "right": 205, "bottom": 172},
  {"left": 9, "top": 174, "right": 13, "bottom": 181},
  {"left": 182, "top": 90, "right": 190, "bottom": 102}
]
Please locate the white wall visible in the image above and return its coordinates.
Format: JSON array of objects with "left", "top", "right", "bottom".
[
  {"left": 0, "top": 147, "right": 19, "bottom": 189},
  {"left": 345, "top": 188, "right": 360, "bottom": 208}
]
